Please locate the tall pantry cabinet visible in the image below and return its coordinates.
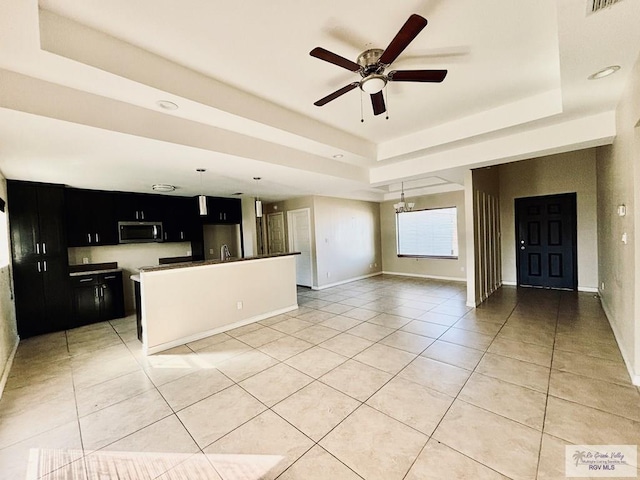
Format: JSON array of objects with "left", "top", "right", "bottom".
[{"left": 7, "top": 181, "right": 71, "bottom": 338}]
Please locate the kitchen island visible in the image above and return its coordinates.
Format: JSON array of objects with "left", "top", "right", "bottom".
[{"left": 136, "top": 252, "right": 300, "bottom": 354}]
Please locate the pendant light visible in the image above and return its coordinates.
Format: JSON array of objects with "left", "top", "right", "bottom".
[
  {"left": 253, "top": 177, "right": 263, "bottom": 218},
  {"left": 393, "top": 182, "right": 415, "bottom": 213},
  {"left": 196, "top": 168, "right": 207, "bottom": 216}
]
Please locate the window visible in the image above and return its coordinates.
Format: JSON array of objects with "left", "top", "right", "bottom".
[{"left": 396, "top": 206, "right": 458, "bottom": 258}]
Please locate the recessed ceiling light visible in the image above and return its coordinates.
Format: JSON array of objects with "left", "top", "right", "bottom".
[
  {"left": 332, "top": 154, "right": 344, "bottom": 159},
  {"left": 152, "top": 184, "right": 176, "bottom": 192},
  {"left": 588, "top": 65, "right": 621, "bottom": 80},
  {"left": 156, "top": 100, "right": 179, "bottom": 110}
]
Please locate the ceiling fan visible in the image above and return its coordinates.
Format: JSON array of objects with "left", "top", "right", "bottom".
[{"left": 310, "top": 14, "right": 448, "bottom": 116}]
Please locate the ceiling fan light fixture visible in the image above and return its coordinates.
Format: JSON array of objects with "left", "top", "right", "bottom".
[{"left": 360, "top": 74, "right": 387, "bottom": 94}]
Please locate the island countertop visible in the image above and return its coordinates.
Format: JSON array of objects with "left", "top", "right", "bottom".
[{"left": 138, "top": 252, "right": 300, "bottom": 273}]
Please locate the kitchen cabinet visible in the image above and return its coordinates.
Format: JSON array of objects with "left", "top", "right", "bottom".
[
  {"left": 71, "top": 271, "right": 124, "bottom": 326},
  {"left": 162, "top": 196, "right": 196, "bottom": 242},
  {"left": 203, "top": 197, "right": 242, "bottom": 224},
  {"left": 115, "top": 192, "right": 163, "bottom": 222},
  {"left": 66, "top": 188, "right": 118, "bottom": 246},
  {"left": 8, "top": 181, "right": 71, "bottom": 338}
]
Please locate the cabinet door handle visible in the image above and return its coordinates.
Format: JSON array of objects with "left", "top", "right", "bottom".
[
  {"left": 104, "top": 275, "right": 116, "bottom": 279},
  {"left": 180, "top": 231, "right": 184, "bottom": 240},
  {"left": 141, "top": 211, "right": 145, "bottom": 220},
  {"left": 95, "top": 286, "right": 100, "bottom": 300},
  {"left": 79, "top": 278, "right": 93, "bottom": 283},
  {"left": 164, "top": 232, "right": 167, "bottom": 240},
  {"left": 87, "top": 233, "right": 92, "bottom": 244},
  {"left": 43, "top": 260, "right": 47, "bottom": 272},
  {"left": 37, "top": 261, "right": 41, "bottom": 273},
  {"left": 95, "top": 233, "right": 99, "bottom": 243},
  {"left": 135, "top": 211, "right": 139, "bottom": 220},
  {"left": 42, "top": 243, "right": 47, "bottom": 254},
  {"left": 36, "top": 243, "right": 40, "bottom": 254}
]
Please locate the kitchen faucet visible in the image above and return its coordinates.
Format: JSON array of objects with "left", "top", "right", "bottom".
[{"left": 220, "top": 244, "right": 231, "bottom": 261}]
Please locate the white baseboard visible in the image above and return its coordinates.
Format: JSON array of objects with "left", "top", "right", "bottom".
[
  {"left": 502, "top": 281, "right": 517, "bottom": 286},
  {"left": 144, "top": 304, "right": 299, "bottom": 355},
  {"left": 382, "top": 271, "right": 466, "bottom": 283},
  {"left": 578, "top": 286, "right": 599, "bottom": 293},
  {"left": 312, "top": 272, "right": 382, "bottom": 290},
  {"left": 599, "top": 294, "right": 639, "bottom": 386},
  {"left": 0, "top": 335, "right": 19, "bottom": 399}
]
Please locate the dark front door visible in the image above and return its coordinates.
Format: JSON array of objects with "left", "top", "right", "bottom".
[{"left": 515, "top": 193, "right": 577, "bottom": 290}]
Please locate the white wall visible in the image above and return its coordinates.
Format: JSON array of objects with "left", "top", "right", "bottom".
[
  {"left": 313, "top": 196, "right": 381, "bottom": 288},
  {"left": 380, "top": 190, "right": 467, "bottom": 281},
  {"left": 68, "top": 242, "right": 191, "bottom": 313},
  {"left": 596, "top": 50, "right": 640, "bottom": 384},
  {"left": 0, "top": 173, "right": 18, "bottom": 395},
  {"left": 141, "top": 255, "right": 297, "bottom": 353},
  {"left": 499, "top": 150, "right": 599, "bottom": 290},
  {"left": 241, "top": 197, "right": 257, "bottom": 257}
]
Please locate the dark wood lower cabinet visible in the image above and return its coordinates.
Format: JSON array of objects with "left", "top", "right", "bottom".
[
  {"left": 12, "top": 259, "right": 71, "bottom": 338},
  {"left": 71, "top": 271, "right": 125, "bottom": 327}
]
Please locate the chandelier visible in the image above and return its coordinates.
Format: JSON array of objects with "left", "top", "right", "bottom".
[{"left": 393, "top": 182, "right": 415, "bottom": 213}]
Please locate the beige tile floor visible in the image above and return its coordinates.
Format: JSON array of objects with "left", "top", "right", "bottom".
[{"left": 1, "top": 275, "right": 639, "bottom": 479}]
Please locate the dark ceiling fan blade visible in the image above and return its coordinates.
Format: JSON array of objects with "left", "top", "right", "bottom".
[
  {"left": 314, "top": 82, "right": 359, "bottom": 106},
  {"left": 370, "top": 91, "right": 386, "bottom": 116},
  {"left": 379, "top": 14, "right": 428, "bottom": 66},
  {"left": 310, "top": 47, "right": 360, "bottom": 72},
  {"left": 388, "top": 69, "right": 448, "bottom": 82}
]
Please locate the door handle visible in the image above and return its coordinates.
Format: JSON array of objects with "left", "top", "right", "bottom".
[
  {"left": 520, "top": 246, "right": 525, "bottom": 250},
  {"left": 79, "top": 278, "right": 93, "bottom": 283},
  {"left": 87, "top": 233, "right": 92, "bottom": 244},
  {"left": 135, "top": 211, "right": 139, "bottom": 220},
  {"left": 42, "top": 243, "right": 46, "bottom": 254},
  {"left": 37, "top": 261, "right": 41, "bottom": 273},
  {"left": 43, "top": 260, "right": 47, "bottom": 272},
  {"left": 36, "top": 243, "right": 40, "bottom": 254},
  {"left": 95, "top": 233, "right": 100, "bottom": 243},
  {"left": 180, "top": 231, "right": 184, "bottom": 240},
  {"left": 104, "top": 275, "right": 116, "bottom": 280},
  {"left": 141, "top": 211, "right": 145, "bottom": 220}
]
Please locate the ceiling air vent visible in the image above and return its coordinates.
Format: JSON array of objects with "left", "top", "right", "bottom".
[{"left": 590, "top": 0, "right": 623, "bottom": 13}]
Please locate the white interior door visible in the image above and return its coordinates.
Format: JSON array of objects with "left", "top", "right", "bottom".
[
  {"left": 267, "top": 212, "right": 285, "bottom": 254},
  {"left": 287, "top": 208, "right": 313, "bottom": 287}
]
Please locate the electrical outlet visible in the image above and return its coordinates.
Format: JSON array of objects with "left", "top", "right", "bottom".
[
  {"left": 601, "top": 282, "right": 605, "bottom": 291},
  {"left": 369, "top": 264, "right": 373, "bottom": 268},
  {"left": 236, "top": 301, "right": 243, "bottom": 310},
  {"left": 326, "top": 272, "right": 331, "bottom": 278},
  {"left": 209, "top": 249, "right": 214, "bottom": 254},
  {"left": 374, "top": 263, "right": 377, "bottom": 267},
  {"left": 82, "top": 257, "right": 89, "bottom": 264}
]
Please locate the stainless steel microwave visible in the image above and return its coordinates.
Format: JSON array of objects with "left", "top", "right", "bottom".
[{"left": 118, "top": 221, "right": 163, "bottom": 244}]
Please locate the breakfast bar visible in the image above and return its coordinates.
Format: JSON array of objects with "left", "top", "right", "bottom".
[{"left": 135, "top": 252, "right": 300, "bottom": 354}]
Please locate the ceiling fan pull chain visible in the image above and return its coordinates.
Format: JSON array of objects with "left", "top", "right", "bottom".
[
  {"left": 384, "top": 86, "right": 390, "bottom": 120},
  {"left": 360, "top": 89, "right": 364, "bottom": 123}
]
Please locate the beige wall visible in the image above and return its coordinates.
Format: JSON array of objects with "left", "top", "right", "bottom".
[
  {"left": 0, "top": 174, "right": 18, "bottom": 394},
  {"left": 241, "top": 197, "right": 257, "bottom": 257},
  {"left": 313, "top": 196, "right": 381, "bottom": 288},
  {"left": 68, "top": 242, "right": 191, "bottom": 313},
  {"left": 596, "top": 51, "right": 640, "bottom": 382},
  {"left": 141, "top": 255, "right": 297, "bottom": 353},
  {"left": 380, "top": 190, "right": 467, "bottom": 281},
  {"left": 499, "top": 150, "right": 598, "bottom": 290}
]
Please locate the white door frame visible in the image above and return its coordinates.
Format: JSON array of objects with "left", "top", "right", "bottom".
[{"left": 287, "top": 208, "right": 313, "bottom": 287}]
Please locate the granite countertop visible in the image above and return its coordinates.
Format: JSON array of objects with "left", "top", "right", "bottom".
[
  {"left": 69, "top": 262, "right": 123, "bottom": 277},
  {"left": 138, "top": 252, "right": 301, "bottom": 273}
]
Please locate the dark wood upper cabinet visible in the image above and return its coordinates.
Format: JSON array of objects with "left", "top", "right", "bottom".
[
  {"left": 9, "top": 182, "right": 67, "bottom": 260},
  {"left": 115, "top": 192, "right": 163, "bottom": 222},
  {"left": 66, "top": 188, "right": 118, "bottom": 247},
  {"left": 202, "top": 196, "right": 242, "bottom": 224},
  {"left": 162, "top": 196, "right": 197, "bottom": 242}
]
